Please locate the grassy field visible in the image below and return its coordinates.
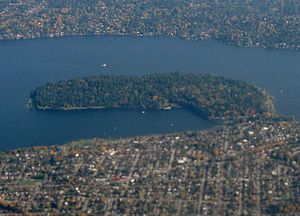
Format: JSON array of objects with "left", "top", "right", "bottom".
[{"left": 17, "top": 179, "right": 43, "bottom": 186}]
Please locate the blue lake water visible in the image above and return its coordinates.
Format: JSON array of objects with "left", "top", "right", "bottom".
[{"left": 0, "top": 36, "right": 299, "bottom": 150}]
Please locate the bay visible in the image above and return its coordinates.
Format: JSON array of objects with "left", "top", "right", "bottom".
[{"left": 0, "top": 36, "right": 299, "bottom": 149}]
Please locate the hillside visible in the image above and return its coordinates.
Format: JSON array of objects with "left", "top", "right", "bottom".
[{"left": 1, "top": 0, "right": 300, "bottom": 49}]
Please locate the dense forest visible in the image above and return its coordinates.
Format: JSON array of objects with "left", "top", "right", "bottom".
[{"left": 29, "top": 72, "right": 275, "bottom": 121}]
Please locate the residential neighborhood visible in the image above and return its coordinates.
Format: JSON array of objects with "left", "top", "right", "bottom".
[
  {"left": 1, "top": 116, "right": 299, "bottom": 215},
  {"left": 1, "top": 0, "right": 300, "bottom": 49}
]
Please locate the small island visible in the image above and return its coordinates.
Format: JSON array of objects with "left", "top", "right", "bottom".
[{"left": 28, "top": 72, "right": 275, "bottom": 122}]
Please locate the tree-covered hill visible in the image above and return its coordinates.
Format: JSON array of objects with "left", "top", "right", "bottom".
[{"left": 29, "top": 72, "right": 275, "bottom": 121}]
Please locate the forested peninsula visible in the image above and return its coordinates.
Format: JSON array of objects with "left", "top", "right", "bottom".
[{"left": 29, "top": 72, "right": 275, "bottom": 122}]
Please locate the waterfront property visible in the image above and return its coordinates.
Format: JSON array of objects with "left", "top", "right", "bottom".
[{"left": 1, "top": 116, "right": 299, "bottom": 214}]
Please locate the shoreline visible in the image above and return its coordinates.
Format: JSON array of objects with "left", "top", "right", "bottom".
[
  {"left": 33, "top": 104, "right": 181, "bottom": 112},
  {"left": 1, "top": 34, "right": 300, "bottom": 51},
  {"left": 35, "top": 106, "right": 107, "bottom": 111}
]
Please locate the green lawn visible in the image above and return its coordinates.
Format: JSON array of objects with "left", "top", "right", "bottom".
[{"left": 17, "top": 179, "right": 43, "bottom": 186}]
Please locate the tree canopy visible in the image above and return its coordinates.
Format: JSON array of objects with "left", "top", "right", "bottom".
[{"left": 29, "top": 72, "right": 275, "bottom": 121}]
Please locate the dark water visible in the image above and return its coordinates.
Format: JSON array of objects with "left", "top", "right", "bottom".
[{"left": 0, "top": 36, "right": 299, "bottom": 150}]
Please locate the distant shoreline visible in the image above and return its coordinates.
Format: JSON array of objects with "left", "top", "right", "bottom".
[{"left": 2, "top": 34, "right": 300, "bottom": 51}]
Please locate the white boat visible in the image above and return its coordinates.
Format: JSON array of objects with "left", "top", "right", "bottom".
[{"left": 101, "top": 64, "right": 107, "bottom": 67}]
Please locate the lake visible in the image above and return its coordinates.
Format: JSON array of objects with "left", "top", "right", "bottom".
[{"left": 0, "top": 36, "right": 299, "bottom": 150}]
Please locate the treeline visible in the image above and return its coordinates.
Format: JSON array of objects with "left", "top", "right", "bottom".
[{"left": 29, "top": 72, "right": 275, "bottom": 121}]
